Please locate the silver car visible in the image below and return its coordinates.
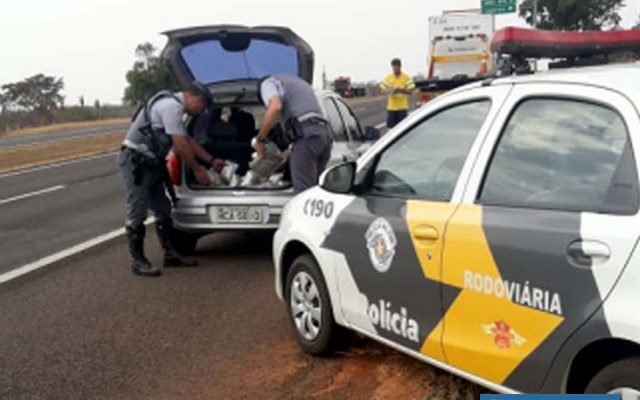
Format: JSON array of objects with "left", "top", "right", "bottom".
[{"left": 162, "top": 25, "right": 378, "bottom": 253}]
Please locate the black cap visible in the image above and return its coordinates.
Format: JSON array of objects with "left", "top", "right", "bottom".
[{"left": 186, "top": 81, "right": 211, "bottom": 102}]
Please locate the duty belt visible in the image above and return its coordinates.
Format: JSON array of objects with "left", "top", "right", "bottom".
[
  {"left": 299, "top": 116, "right": 328, "bottom": 128},
  {"left": 120, "top": 146, "right": 179, "bottom": 207}
]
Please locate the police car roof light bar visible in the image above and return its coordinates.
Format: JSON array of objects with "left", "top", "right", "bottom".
[
  {"left": 417, "top": 28, "right": 640, "bottom": 94},
  {"left": 492, "top": 27, "right": 640, "bottom": 59}
]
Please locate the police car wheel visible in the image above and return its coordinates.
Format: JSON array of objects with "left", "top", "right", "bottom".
[
  {"left": 585, "top": 357, "right": 640, "bottom": 396},
  {"left": 285, "top": 255, "right": 337, "bottom": 355}
]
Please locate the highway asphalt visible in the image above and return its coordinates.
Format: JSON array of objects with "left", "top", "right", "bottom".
[{"left": 0, "top": 96, "right": 460, "bottom": 399}]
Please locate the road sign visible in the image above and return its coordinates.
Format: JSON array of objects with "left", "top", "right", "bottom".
[
  {"left": 429, "top": 14, "right": 493, "bottom": 41},
  {"left": 481, "top": 0, "right": 517, "bottom": 15}
]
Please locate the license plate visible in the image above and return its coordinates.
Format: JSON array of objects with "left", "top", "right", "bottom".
[{"left": 210, "top": 206, "right": 264, "bottom": 224}]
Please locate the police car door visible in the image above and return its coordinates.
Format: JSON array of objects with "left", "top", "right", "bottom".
[
  {"left": 440, "top": 83, "right": 640, "bottom": 392},
  {"left": 322, "top": 86, "right": 511, "bottom": 358}
]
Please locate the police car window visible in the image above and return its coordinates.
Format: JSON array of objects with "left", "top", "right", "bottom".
[
  {"left": 323, "top": 98, "right": 348, "bottom": 142},
  {"left": 480, "top": 98, "right": 639, "bottom": 215},
  {"left": 335, "top": 99, "right": 362, "bottom": 141},
  {"left": 371, "top": 100, "right": 490, "bottom": 200}
]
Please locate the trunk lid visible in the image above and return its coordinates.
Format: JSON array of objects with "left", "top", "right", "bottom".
[{"left": 161, "top": 25, "right": 314, "bottom": 102}]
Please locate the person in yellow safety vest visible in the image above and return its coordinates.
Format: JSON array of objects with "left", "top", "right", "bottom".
[{"left": 380, "top": 58, "right": 415, "bottom": 128}]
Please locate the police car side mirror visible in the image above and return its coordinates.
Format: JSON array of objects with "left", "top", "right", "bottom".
[{"left": 320, "top": 162, "right": 356, "bottom": 194}]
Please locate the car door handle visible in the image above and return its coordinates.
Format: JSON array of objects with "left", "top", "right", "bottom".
[
  {"left": 567, "top": 240, "right": 611, "bottom": 267},
  {"left": 413, "top": 226, "right": 439, "bottom": 242}
]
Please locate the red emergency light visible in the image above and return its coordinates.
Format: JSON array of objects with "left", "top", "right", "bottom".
[{"left": 492, "top": 27, "right": 640, "bottom": 59}]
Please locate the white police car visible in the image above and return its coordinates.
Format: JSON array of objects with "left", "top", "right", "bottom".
[{"left": 273, "top": 28, "right": 640, "bottom": 395}]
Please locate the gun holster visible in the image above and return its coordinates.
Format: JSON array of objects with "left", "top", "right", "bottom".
[
  {"left": 125, "top": 149, "right": 146, "bottom": 186},
  {"left": 285, "top": 118, "right": 305, "bottom": 144}
]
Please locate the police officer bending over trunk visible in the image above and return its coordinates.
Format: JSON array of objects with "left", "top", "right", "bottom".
[
  {"left": 255, "top": 75, "right": 333, "bottom": 192},
  {"left": 119, "top": 82, "right": 223, "bottom": 277}
]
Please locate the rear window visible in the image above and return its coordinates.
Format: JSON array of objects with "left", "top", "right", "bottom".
[{"left": 181, "top": 39, "right": 299, "bottom": 84}]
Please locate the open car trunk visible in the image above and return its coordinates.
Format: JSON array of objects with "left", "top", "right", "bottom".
[
  {"left": 161, "top": 25, "right": 315, "bottom": 190},
  {"left": 161, "top": 25, "right": 314, "bottom": 104},
  {"left": 185, "top": 106, "right": 292, "bottom": 191}
]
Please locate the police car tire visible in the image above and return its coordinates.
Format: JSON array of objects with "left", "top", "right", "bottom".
[
  {"left": 585, "top": 357, "right": 640, "bottom": 394},
  {"left": 285, "top": 255, "right": 338, "bottom": 355}
]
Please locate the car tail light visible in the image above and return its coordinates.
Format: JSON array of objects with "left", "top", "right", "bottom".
[
  {"left": 492, "top": 27, "right": 640, "bottom": 58},
  {"left": 167, "top": 151, "right": 182, "bottom": 186}
]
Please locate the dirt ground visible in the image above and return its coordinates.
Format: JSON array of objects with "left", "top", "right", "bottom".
[
  {"left": 0, "top": 118, "right": 129, "bottom": 139},
  {"left": 0, "top": 132, "right": 123, "bottom": 173},
  {"left": 182, "top": 333, "right": 482, "bottom": 400}
]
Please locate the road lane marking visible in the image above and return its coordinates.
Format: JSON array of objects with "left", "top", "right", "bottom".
[
  {"left": 0, "top": 152, "right": 117, "bottom": 179},
  {"left": 375, "top": 122, "right": 386, "bottom": 129},
  {"left": 0, "top": 228, "right": 125, "bottom": 284},
  {"left": 0, "top": 185, "right": 66, "bottom": 206},
  {"left": 0, "top": 219, "right": 153, "bottom": 285}
]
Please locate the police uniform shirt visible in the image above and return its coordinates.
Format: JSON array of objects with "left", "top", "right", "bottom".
[
  {"left": 260, "top": 78, "right": 285, "bottom": 109},
  {"left": 123, "top": 92, "right": 187, "bottom": 159},
  {"left": 149, "top": 93, "right": 186, "bottom": 136},
  {"left": 259, "top": 76, "right": 324, "bottom": 122}
]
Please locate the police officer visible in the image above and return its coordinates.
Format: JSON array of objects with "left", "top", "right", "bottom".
[
  {"left": 254, "top": 75, "right": 333, "bottom": 192},
  {"left": 118, "top": 82, "right": 223, "bottom": 277}
]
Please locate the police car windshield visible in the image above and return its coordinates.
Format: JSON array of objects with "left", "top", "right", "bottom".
[{"left": 181, "top": 39, "right": 299, "bottom": 85}]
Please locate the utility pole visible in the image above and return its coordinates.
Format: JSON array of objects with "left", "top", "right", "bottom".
[
  {"left": 322, "top": 65, "right": 327, "bottom": 90},
  {"left": 533, "top": 0, "right": 538, "bottom": 28}
]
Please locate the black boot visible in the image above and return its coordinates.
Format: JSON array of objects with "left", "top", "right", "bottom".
[
  {"left": 126, "top": 225, "right": 162, "bottom": 277},
  {"left": 156, "top": 220, "right": 198, "bottom": 268}
]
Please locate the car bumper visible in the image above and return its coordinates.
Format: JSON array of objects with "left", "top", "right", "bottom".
[
  {"left": 172, "top": 188, "right": 293, "bottom": 232},
  {"left": 273, "top": 227, "right": 287, "bottom": 300}
]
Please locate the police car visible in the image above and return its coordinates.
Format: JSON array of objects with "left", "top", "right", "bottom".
[{"left": 273, "top": 28, "right": 640, "bottom": 395}]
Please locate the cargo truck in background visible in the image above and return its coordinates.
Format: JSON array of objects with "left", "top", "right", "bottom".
[
  {"left": 416, "top": 13, "right": 493, "bottom": 106},
  {"left": 333, "top": 76, "right": 366, "bottom": 98}
]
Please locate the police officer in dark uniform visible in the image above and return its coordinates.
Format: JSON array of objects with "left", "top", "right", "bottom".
[
  {"left": 118, "top": 82, "right": 222, "bottom": 277},
  {"left": 254, "top": 75, "right": 333, "bottom": 192}
]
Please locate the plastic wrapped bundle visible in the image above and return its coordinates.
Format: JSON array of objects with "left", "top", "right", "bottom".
[
  {"left": 240, "top": 170, "right": 259, "bottom": 187},
  {"left": 247, "top": 138, "right": 288, "bottom": 184},
  {"left": 206, "top": 161, "right": 240, "bottom": 187},
  {"left": 206, "top": 170, "right": 224, "bottom": 186},
  {"left": 220, "top": 161, "right": 239, "bottom": 184},
  {"left": 228, "top": 174, "right": 241, "bottom": 187}
]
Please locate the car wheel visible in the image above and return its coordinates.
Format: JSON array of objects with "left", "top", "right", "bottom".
[
  {"left": 285, "top": 254, "right": 338, "bottom": 355},
  {"left": 585, "top": 357, "right": 640, "bottom": 396},
  {"left": 173, "top": 230, "right": 199, "bottom": 256}
]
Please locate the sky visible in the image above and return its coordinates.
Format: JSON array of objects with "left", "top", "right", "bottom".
[{"left": 2, "top": 0, "right": 639, "bottom": 105}]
